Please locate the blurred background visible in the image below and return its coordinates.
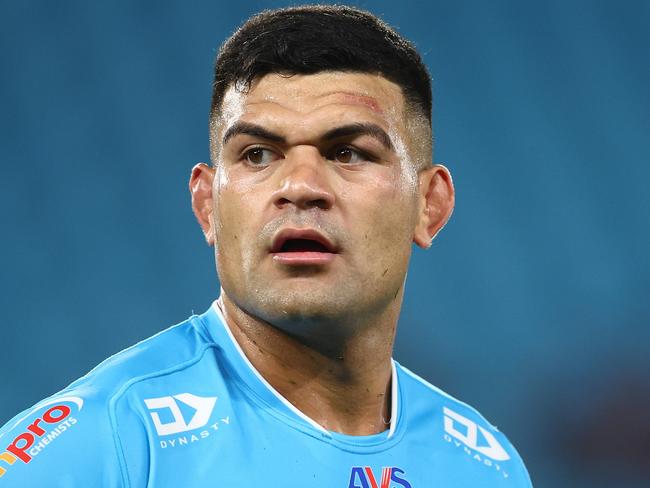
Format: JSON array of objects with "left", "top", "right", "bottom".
[{"left": 1, "top": 0, "right": 648, "bottom": 486}]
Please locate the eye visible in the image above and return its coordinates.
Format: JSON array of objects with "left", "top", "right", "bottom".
[
  {"left": 242, "top": 147, "right": 279, "bottom": 166},
  {"left": 329, "top": 146, "right": 369, "bottom": 164}
]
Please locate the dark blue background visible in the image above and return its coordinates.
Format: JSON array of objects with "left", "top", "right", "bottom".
[{"left": 1, "top": 1, "right": 648, "bottom": 486}]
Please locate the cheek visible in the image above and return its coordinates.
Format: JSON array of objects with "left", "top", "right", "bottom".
[
  {"left": 213, "top": 180, "right": 257, "bottom": 255},
  {"left": 374, "top": 166, "right": 418, "bottom": 220},
  {"left": 213, "top": 185, "right": 263, "bottom": 289},
  {"left": 351, "top": 179, "right": 417, "bottom": 254}
]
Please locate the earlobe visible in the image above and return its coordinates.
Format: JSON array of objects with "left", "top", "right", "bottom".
[
  {"left": 189, "top": 163, "right": 217, "bottom": 246},
  {"left": 413, "top": 164, "right": 455, "bottom": 249}
]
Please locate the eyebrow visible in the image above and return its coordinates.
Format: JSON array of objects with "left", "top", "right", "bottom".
[
  {"left": 323, "top": 123, "right": 394, "bottom": 151},
  {"left": 222, "top": 121, "right": 286, "bottom": 146},
  {"left": 222, "top": 121, "right": 395, "bottom": 151}
]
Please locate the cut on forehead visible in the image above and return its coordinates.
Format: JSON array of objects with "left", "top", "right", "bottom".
[{"left": 331, "top": 91, "right": 384, "bottom": 114}]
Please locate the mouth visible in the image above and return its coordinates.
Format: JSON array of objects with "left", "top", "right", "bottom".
[{"left": 270, "top": 229, "right": 339, "bottom": 265}]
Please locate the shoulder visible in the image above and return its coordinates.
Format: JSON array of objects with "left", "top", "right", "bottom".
[
  {"left": 0, "top": 311, "right": 217, "bottom": 487},
  {"left": 396, "top": 362, "right": 533, "bottom": 487},
  {"left": 70, "top": 311, "right": 214, "bottom": 393}
]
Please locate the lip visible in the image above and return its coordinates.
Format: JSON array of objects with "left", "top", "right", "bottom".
[{"left": 270, "top": 228, "right": 339, "bottom": 265}]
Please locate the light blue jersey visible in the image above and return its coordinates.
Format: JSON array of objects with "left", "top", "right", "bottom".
[{"left": 0, "top": 302, "right": 532, "bottom": 487}]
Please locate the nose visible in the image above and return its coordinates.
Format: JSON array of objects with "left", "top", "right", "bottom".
[{"left": 272, "top": 147, "right": 335, "bottom": 211}]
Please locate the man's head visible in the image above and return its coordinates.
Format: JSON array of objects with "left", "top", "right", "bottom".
[
  {"left": 191, "top": 5, "right": 454, "bottom": 346},
  {"left": 209, "top": 5, "right": 433, "bottom": 169}
]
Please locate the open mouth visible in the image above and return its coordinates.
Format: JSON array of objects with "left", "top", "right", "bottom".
[
  {"left": 270, "top": 229, "right": 338, "bottom": 265},
  {"left": 279, "top": 238, "right": 332, "bottom": 253}
]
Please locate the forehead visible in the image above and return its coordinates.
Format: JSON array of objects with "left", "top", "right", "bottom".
[{"left": 217, "top": 72, "right": 407, "bottom": 132}]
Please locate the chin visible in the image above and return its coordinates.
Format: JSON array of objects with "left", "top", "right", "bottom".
[
  {"left": 251, "top": 289, "right": 350, "bottom": 323},
  {"left": 255, "top": 295, "right": 358, "bottom": 351}
]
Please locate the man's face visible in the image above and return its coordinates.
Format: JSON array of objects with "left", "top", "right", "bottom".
[{"left": 201, "top": 72, "right": 444, "bottom": 334}]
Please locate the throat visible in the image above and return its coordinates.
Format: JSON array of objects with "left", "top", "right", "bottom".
[{"left": 217, "top": 294, "right": 396, "bottom": 436}]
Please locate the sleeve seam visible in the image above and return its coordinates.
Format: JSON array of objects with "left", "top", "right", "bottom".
[{"left": 109, "top": 397, "right": 132, "bottom": 488}]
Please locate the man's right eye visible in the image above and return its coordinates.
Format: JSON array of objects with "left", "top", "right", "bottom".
[{"left": 242, "top": 147, "right": 278, "bottom": 166}]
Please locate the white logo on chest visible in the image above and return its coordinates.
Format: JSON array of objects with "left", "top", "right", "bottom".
[
  {"left": 443, "top": 406, "right": 510, "bottom": 461},
  {"left": 144, "top": 393, "right": 217, "bottom": 436}
]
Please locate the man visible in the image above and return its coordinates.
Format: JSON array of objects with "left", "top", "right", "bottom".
[{"left": 0, "top": 5, "right": 531, "bottom": 487}]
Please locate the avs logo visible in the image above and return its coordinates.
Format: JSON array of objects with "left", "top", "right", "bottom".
[
  {"left": 0, "top": 396, "right": 83, "bottom": 479},
  {"left": 144, "top": 393, "right": 228, "bottom": 449},
  {"left": 348, "top": 467, "right": 411, "bottom": 488}
]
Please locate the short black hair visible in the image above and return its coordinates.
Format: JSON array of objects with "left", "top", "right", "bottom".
[{"left": 210, "top": 5, "right": 432, "bottom": 125}]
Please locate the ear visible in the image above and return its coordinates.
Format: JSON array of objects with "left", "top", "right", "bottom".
[
  {"left": 413, "top": 164, "right": 455, "bottom": 248},
  {"left": 189, "top": 163, "right": 217, "bottom": 246}
]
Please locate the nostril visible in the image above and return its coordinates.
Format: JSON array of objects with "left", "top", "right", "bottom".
[
  {"left": 309, "top": 198, "right": 330, "bottom": 210},
  {"left": 276, "top": 197, "right": 292, "bottom": 207},
  {"left": 275, "top": 197, "right": 331, "bottom": 210}
]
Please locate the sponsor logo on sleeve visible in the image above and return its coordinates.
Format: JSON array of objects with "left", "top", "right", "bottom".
[
  {"left": 144, "top": 393, "right": 230, "bottom": 449},
  {"left": 348, "top": 467, "right": 411, "bottom": 488},
  {"left": 442, "top": 406, "right": 511, "bottom": 478},
  {"left": 0, "top": 397, "right": 83, "bottom": 479}
]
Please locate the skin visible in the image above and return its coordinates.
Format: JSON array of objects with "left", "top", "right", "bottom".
[{"left": 190, "top": 71, "right": 454, "bottom": 435}]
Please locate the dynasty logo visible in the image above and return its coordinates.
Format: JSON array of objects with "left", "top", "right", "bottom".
[
  {"left": 442, "top": 406, "right": 511, "bottom": 478},
  {"left": 0, "top": 396, "right": 83, "bottom": 478},
  {"left": 144, "top": 393, "right": 229, "bottom": 449}
]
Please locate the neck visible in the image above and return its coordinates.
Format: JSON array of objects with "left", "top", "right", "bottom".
[{"left": 217, "top": 292, "right": 401, "bottom": 436}]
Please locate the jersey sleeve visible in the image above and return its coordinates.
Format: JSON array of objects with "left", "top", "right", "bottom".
[{"left": 0, "top": 390, "right": 124, "bottom": 487}]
